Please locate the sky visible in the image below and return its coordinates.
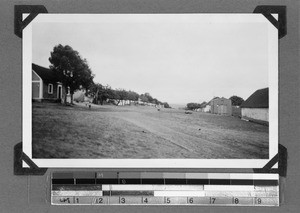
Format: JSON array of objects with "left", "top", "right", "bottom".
[{"left": 32, "top": 14, "right": 270, "bottom": 106}]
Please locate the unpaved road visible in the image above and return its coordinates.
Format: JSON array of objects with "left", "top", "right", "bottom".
[{"left": 32, "top": 103, "right": 269, "bottom": 159}]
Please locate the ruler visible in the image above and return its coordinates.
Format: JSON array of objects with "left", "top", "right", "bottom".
[{"left": 51, "top": 172, "right": 279, "bottom": 206}]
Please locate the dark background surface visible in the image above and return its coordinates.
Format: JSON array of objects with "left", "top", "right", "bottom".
[{"left": 0, "top": 0, "right": 299, "bottom": 212}]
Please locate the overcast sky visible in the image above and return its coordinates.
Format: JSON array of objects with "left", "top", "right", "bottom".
[{"left": 32, "top": 14, "right": 270, "bottom": 106}]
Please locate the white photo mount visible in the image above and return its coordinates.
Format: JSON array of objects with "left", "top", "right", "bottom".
[{"left": 16, "top": 5, "right": 287, "bottom": 172}]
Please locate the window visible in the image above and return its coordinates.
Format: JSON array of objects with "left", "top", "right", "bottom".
[{"left": 48, "top": 84, "right": 53, "bottom": 94}]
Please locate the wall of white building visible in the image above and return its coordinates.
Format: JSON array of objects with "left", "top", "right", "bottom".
[{"left": 241, "top": 108, "right": 269, "bottom": 122}]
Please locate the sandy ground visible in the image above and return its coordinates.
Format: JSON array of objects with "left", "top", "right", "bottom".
[{"left": 32, "top": 102, "right": 269, "bottom": 159}]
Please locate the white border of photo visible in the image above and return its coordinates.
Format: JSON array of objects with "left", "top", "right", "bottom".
[{"left": 23, "top": 14, "right": 278, "bottom": 168}]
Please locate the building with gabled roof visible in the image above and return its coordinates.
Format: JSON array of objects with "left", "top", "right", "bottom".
[
  {"left": 210, "top": 97, "right": 232, "bottom": 115},
  {"left": 32, "top": 63, "right": 66, "bottom": 102},
  {"left": 240, "top": 88, "right": 269, "bottom": 124}
]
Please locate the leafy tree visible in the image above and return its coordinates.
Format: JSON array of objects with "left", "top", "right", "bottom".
[
  {"left": 87, "top": 83, "right": 100, "bottom": 103},
  {"left": 200, "top": 101, "right": 207, "bottom": 108},
  {"left": 186, "top": 103, "right": 201, "bottom": 110},
  {"left": 127, "top": 91, "right": 139, "bottom": 103},
  {"left": 88, "top": 82, "right": 169, "bottom": 108},
  {"left": 49, "top": 44, "right": 94, "bottom": 104},
  {"left": 144, "top": 93, "right": 154, "bottom": 103},
  {"left": 153, "top": 98, "right": 159, "bottom": 105},
  {"left": 139, "top": 94, "right": 149, "bottom": 103},
  {"left": 163, "top": 102, "right": 171, "bottom": 108},
  {"left": 229, "top": 95, "right": 244, "bottom": 106},
  {"left": 114, "top": 89, "right": 128, "bottom": 105},
  {"left": 88, "top": 83, "right": 110, "bottom": 105}
]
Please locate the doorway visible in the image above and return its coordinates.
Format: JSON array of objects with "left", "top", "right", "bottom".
[{"left": 57, "top": 85, "right": 62, "bottom": 99}]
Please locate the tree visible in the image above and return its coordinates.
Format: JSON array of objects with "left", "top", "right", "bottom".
[
  {"left": 229, "top": 95, "right": 244, "bottom": 106},
  {"left": 87, "top": 83, "right": 119, "bottom": 105},
  {"left": 186, "top": 103, "right": 201, "bottom": 110},
  {"left": 200, "top": 101, "right": 207, "bottom": 108},
  {"left": 127, "top": 91, "right": 139, "bottom": 103},
  {"left": 163, "top": 102, "right": 171, "bottom": 108},
  {"left": 114, "top": 89, "right": 128, "bottom": 105},
  {"left": 49, "top": 44, "right": 94, "bottom": 104},
  {"left": 139, "top": 94, "right": 149, "bottom": 103},
  {"left": 144, "top": 93, "right": 154, "bottom": 103},
  {"left": 86, "top": 83, "right": 99, "bottom": 103},
  {"left": 153, "top": 98, "right": 159, "bottom": 105}
]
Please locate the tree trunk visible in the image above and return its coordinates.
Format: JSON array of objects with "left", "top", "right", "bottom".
[
  {"left": 70, "top": 93, "right": 74, "bottom": 105},
  {"left": 95, "top": 88, "right": 99, "bottom": 104},
  {"left": 63, "top": 89, "right": 67, "bottom": 105}
]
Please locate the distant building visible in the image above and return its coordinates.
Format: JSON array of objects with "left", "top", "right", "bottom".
[
  {"left": 232, "top": 106, "right": 242, "bottom": 117},
  {"left": 203, "top": 103, "right": 211, "bottom": 113},
  {"left": 240, "top": 88, "right": 269, "bottom": 125},
  {"left": 210, "top": 97, "right": 232, "bottom": 115},
  {"left": 32, "top": 63, "right": 66, "bottom": 102}
]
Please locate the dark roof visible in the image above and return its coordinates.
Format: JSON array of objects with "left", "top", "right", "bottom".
[
  {"left": 240, "top": 88, "right": 268, "bottom": 108},
  {"left": 32, "top": 63, "right": 58, "bottom": 82}
]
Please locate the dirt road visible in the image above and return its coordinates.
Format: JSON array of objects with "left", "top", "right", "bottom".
[{"left": 32, "top": 103, "right": 269, "bottom": 159}]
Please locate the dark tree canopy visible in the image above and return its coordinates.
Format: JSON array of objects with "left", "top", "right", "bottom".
[
  {"left": 127, "top": 91, "right": 139, "bottom": 101},
  {"left": 200, "top": 101, "right": 207, "bottom": 108},
  {"left": 88, "top": 84, "right": 113, "bottom": 105},
  {"left": 139, "top": 94, "right": 149, "bottom": 103},
  {"left": 48, "top": 45, "right": 171, "bottom": 107},
  {"left": 186, "top": 103, "right": 202, "bottom": 110},
  {"left": 229, "top": 95, "right": 244, "bottom": 106},
  {"left": 49, "top": 44, "right": 94, "bottom": 103},
  {"left": 163, "top": 102, "right": 171, "bottom": 108},
  {"left": 115, "top": 89, "right": 128, "bottom": 101},
  {"left": 144, "top": 93, "right": 154, "bottom": 103}
]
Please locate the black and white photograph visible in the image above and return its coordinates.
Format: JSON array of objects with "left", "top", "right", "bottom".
[
  {"left": 23, "top": 14, "right": 278, "bottom": 168},
  {"left": 3, "top": 0, "right": 300, "bottom": 212}
]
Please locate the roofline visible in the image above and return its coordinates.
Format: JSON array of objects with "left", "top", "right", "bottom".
[
  {"left": 241, "top": 106, "right": 269, "bottom": 109},
  {"left": 32, "top": 69, "right": 42, "bottom": 81},
  {"left": 240, "top": 87, "right": 269, "bottom": 108}
]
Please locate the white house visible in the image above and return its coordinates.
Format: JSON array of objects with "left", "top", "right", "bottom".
[{"left": 240, "top": 88, "right": 269, "bottom": 124}]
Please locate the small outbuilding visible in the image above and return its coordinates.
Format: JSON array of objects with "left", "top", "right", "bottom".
[
  {"left": 240, "top": 88, "right": 269, "bottom": 125},
  {"left": 202, "top": 103, "right": 211, "bottom": 112},
  {"left": 210, "top": 97, "right": 232, "bottom": 115}
]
